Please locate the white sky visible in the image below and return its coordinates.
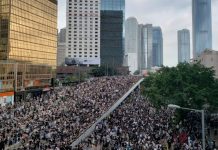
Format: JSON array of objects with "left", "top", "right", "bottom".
[{"left": 58, "top": 0, "right": 218, "bottom": 66}]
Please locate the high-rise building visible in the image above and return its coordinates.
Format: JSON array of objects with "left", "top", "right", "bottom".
[
  {"left": 124, "top": 17, "right": 138, "bottom": 74},
  {"left": 0, "top": 0, "right": 57, "bottom": 100},
  {"left": 57, "top": 28, "right": 66, "bottom": 66},
  {"left": 0, "top": 0, "right": 57, "bottom": 67},
  {"left": 138, "top": 24, "right": 143, "bottom": 71},
  {"left": 192, "top": 0, "right": 212, "bottom": 58},
  {"left": 197, "top": 49, "right": 218, "bottom": 78},
  {"left": 152, "top": 27, "right": 163, "bottom": 67},
  {"left": 100, "top": 0, "right": 125, "bottom": 66},
  {"left": 178, "top": 29, "right": 191, "bottom": 63},
  {"left": 141, "top": 24, "right": 153, "bottom": 70},
  {"left": 66, "top": 0, "right": 100, "bottom": 66},
  {"left": 58, "top": 27, "right": 66, "bottom": 43}
]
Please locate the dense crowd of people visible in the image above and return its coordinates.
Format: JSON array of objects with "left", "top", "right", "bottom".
[
  {"left": 0, "top": 76, "right": 141, "bottom": 149},
  {"left": 78, "top": 90, "right": 173, "bottom": 150},
  {"left": 77, "top": 90, "right": 217, "bottom": 150}
]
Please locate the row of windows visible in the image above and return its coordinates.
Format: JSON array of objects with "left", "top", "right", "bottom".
[
  {"left": 10, "top": 31, "right": 56, "bottom": 47},
  {"left": 10, "top": 21, "right": 57, "bottom": 41},
  {"left": 14, "top": 0, "right": 57, "bottom": 15},
  {"left": 68, "top": 45, "right": 99, "bottom": 48},
  {"left": 68, "top": 51, "right": 98, "bottom": 54},
  {"left": 10, "top": 15, "right": 57, "bottom": 36},
  {"left": 68, "top": 47, "right": 99, "bottom": 51},
  {"left": 11, "top": 7, "right": 56, "bottom": 29},
  {"left": 10, "top": 39, "right": 56, "bottom": 53},
  {"left": 9, "top": 55, "right": 56, "bottom": 66},
  {"left": 68, "top": 55, "right": 99, "bottom": 58},
  {"left": 10, "top": 47, "right": 56, "bottom": 57},
  {"left": 11, "top": 23, "right": 57, "bottom": 43},
  {"left": 11, "top": 2, "right": 56, "bottom": 22},
  {"left": 68, "top": 12, "right": 99, "bottom": 17},
  {"left": 71, "top": 3, "right": 98, "bottom": 7},
  {"left": 69, "top": 37, "right": 98, "bottom": 41},
  {"left": 0, "top": 5, "right": 9, "bottom": 13},
  {"left": 69, "top": 0, "right": 99, "bottom": 3}
]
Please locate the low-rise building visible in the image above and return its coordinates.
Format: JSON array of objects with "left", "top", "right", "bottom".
[{"left": 197, "top": 50, "right": 218, "bottom": 78}]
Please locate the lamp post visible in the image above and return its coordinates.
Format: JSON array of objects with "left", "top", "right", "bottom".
[{"left": 168, "top": 104, "right": 205, "bottom": 150}]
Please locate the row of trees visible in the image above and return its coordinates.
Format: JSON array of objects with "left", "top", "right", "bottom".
[{"left": 142, "top": 63, "right": 218, "bottom": 112}]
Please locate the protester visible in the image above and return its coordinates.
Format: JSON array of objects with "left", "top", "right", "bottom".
[
  {"left": 78, "top": 90, "right": 216, "bottom": 150},
  {"left": 0, "top": 76, "right": 141, "bottom": 149},
  {"left": 78, "top": 90, "right": 173, "bottom": 150}
]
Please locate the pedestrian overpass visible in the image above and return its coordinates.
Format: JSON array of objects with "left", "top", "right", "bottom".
[{"left": 71, "top": 78, "right": 144, "bottom": 148}]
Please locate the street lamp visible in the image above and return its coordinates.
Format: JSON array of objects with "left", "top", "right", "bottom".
[{"left": 168, "top": 104, "right": 205, "bottom": 150}]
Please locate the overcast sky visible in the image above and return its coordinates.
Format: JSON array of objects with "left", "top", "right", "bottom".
[{"left": 58, "top": 0, "right": 218, "bottom": 67}]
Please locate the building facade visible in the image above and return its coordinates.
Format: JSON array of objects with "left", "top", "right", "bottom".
[
  {"left": 58, "top": 27, "right": 66, "bottom": 43},
  {"left": 66, "top": 0, "right": 100, "bottom": 66},
  {"left": 57, "top": 28, "right": 66, "bottom": 66},
  {"left": 0, "top": 0, "right": 57, "bottom": 103},
  {"left": 178, "top": 29, "right": 190, "bottom": 63},
  {"left": 124, "top": 17, "right": 138, "bottom": 74},
  {"left": 152, "top": 27, "right": 163, "bottom": 67},
  {"left": 0, "top": 0, "right": 57, "bottom": 67},
  {"left": 141, "top": 24, "right": 153, "bottom": 70},
  {"left": 137, "top": 24, "right": 143, "bottom": 72},
  {"left": 100, "top": 0, "right": 125, "bottom": 66},
  {"left": 192, "top": 0, "right": 212, "bottom": 58},
  {"left": 197, "top": 50, "right": 218, "bottom": 78}
]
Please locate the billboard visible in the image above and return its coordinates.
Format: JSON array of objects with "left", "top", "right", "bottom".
[
  {"left": 0, "top": 92, "right": 14, "bottom": 106},
  {"left": 65, "top": 57, "right": 100, "bottom": 65},
  {"left": 0, "top": 80, "right": 14, "bottom": 92},
  {"left": 24, "top": 79, "right": 51, "bottom": 88}
]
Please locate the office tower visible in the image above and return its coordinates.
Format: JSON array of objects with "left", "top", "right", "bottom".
[
  {"left": 192, "top": 0, "right": 212, "bottom": 58},
  {"left": 152, "top": 27, "right": 163, "bottom": 67},
  {"left": 0, "top": 0, "right": 57, "bottom": 97},
  {"left": 66, "top": 0, "right": 100, "bottom": 66},
  {"left": 137, "top": 24, "right": 143, "bottom": 72},
  {"left": 100, "top": 0, "right": 125, "bottom": 66},
  {"left": 58, "top": 27, "right": 66, "bottom": 43},
  {"left": 124, "top": 17, "right": 138, "bottom": 74},
  {"left": 141, "top": 24, "right": 153, "bottom": 70},
  {"left": 178, "top": 29, "right": 191, "bottom": 63},
  {"left": 0, "top": 0, "right": 57, "bottom": 67},
  {"left": 57, "top": 28, "right": 66, "bottom": 66}
]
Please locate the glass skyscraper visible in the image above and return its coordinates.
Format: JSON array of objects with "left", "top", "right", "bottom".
[
  {"left": 101, "top": 0, "right": 125, "bottom": 11},
  {"left": 100, "top": 0, "right": 125, "bottom": 66},
  {"left": 152, "top": 27, "right": 163, "bottom": 67},
  {"left": 192, "top": 0, "right": 212, "bottom": 58},
  {"left": 124, "top": 17, "right": 138, "bottom": 74},
  {"left": 0, "top": 0, "right": 57, "bottom": 67},
  {"left": 178, "top": 29, "right": 190, "bottom": 63},
  {"left": 141, "top": 24, "right": 153, "bottom": 70}
]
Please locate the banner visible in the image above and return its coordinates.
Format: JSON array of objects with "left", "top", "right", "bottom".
[
  {"left": 0, "top": 80, "right": 14, "bottom": 92},
  {"left": 0, "top": 92, "right": 14, "bottom": 107}
]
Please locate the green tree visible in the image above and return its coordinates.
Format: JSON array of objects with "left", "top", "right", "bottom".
[
  {"left": 89, "top": 66, "right": 118, "bottom": 77},
  {"left": 142, "top": 63, "right": 218, "bottom": 112}
]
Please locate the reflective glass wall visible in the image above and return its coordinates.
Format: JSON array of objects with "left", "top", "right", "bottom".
[
  {"left": 152, "top": 27, "right": 163, "bottom": 67},
  {"left": 0, "top": 0, "right": 57, "bottom": 67},
  {"left": 100, "top": 0, "right": 125, "bottom": 66},
  {"left": 192, "top": 0, "right": 212, "bottom": 58},
  {"left": 101, "top": 0, "right": 125, "bottom": 11},
  {"left": 0, "top": 0, "right": 10, "bottom": 60},
  {"left": 178, "top": 29, "right": 190, "bottom": 63}
]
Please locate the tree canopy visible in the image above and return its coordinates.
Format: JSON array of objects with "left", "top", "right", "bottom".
[
  {"left": 142, "top": 63, "right": 218, "bottom": 112},
  {"left": 89, "top": 66, "right": 119, "bottom": 77}
]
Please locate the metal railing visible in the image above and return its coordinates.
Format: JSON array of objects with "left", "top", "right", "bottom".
[{"left": 71, "top": 78, "right": 144, "bottom": 148}]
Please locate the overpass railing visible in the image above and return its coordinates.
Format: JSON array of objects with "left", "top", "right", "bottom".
[{"left": 71, "top": 78, "right": 144, "bottom": 148}]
